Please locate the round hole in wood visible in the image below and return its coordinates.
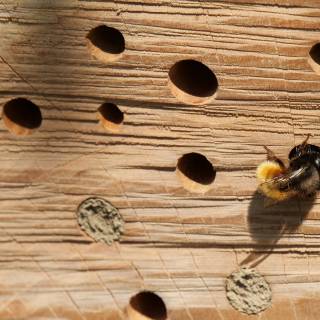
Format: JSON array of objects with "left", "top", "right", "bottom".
[
  {"left": 308, "top": 43, "right": 320, "bottom": 75},
  {"left": 168, "top": 59, "right": 218, "bottom": 105},
  {"left": 2, "top": 98, "right": 42, "bottom": 136},
  {"left": 97, "top": 103, "right": 124, "bottom": 132},
  {"left": 127, "top": 291, "right": 167, "bottom": 320},
  {"left": 86, "top": 25, "right": 125, "bottom": 63},
  {"left": 176, "top": 152, "right": 216, "bottom": 193}
]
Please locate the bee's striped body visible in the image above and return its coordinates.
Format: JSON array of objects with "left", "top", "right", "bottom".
[
  {"left": 256, "top": 161, "right": 296, "bottom": 201},
  {"left": 256, "top": 137, "right": 320, "bottom": 203}
]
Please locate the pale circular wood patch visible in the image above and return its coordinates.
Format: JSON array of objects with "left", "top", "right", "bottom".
[
  {"left": 76, "top": 197, "right": 124, "bottom": 244},
  {"left": 226, "top": 268, "right": 272, "bottom": 315}
]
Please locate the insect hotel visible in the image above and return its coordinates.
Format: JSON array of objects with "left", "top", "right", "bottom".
[{"left": 1, "top": 0, "right": 320, "bottom": 319}]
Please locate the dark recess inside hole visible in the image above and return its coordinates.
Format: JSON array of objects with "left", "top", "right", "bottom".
[
  {"left": 310, "top": 43, "right": 320, "bottom": 65},
  {"left": 169, "top": 59, "right": 218, "bottom": 97},
  {"left": 87, "top": 25, "right": 125, "bottom": 54},
  {"left": 98, "top": 103, "right": 124, "bottom": 124},
  {"left": 178, "top": 152, "right": 216, "bottom": 185},
  {"left": 3, "top": 98, "right": 42, "bottom": 129},
  {"left": 130, "top": 291, "right": 167, "bottom": 320}
]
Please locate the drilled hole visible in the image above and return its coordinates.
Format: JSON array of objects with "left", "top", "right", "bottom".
[
  {"left": 308, "top": 43, "right": 320, "bottom": 75},
  {"left": 128, "top": 291, "right": 167, "bottom": 320},
  {"left": 87, "top": 25, "right": 125, "bottom": 63},
  {"left": 168, "top": 59, "right": 218, "bottom": 105},
  {"left": 176, "top": 152, "right": 216, "bottom": 193},
  {"left": 98, "top": 103, "right": 124, "bottom": 132},
  {"left": 2, "top": 98, "right": 42, "bottom": 136}
]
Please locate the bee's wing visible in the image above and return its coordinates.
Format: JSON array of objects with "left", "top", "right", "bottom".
[{"left": 261, "top": 167, "right": 307, "bottom": 190}]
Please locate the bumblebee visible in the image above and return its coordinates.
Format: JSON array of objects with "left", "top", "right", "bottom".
[{"left": 257, "top": 135, "right": 320, "bottom": 203}]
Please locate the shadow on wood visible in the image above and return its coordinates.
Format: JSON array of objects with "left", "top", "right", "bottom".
[{"left": 242, "top": 190, "right": 315, "bottom": 267}]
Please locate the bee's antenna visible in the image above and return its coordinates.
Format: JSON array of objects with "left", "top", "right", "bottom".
[
  {"left": 297, "top": 134, "right": 311, "bottom": 156},
  {"left": 301, "top": 134, "right": 311, "bottom": 147}
]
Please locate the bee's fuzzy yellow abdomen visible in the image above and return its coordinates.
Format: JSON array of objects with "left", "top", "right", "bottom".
[
  {"left": 256, "top": 161, "right": 295, "bottom": 201},
  {"left": 256, "top": 161, "right": 283, "bottom": 182},
  {"left": 258, "top": 183, "right": 293, "bottom": 201}
]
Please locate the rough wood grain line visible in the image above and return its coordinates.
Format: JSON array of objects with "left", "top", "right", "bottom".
[{"left": 1, "top": 0, "right": 320, "bottom": 319}]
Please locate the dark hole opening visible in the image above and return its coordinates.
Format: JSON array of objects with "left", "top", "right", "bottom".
[
  {"left": 87, "top": 25, "right": 125, "bottom": 54},
  {"left": 130, "top": 291, "right": 167, "bottom": 320},
  {"left": 3, "top": 98, "right": 42, "bottom": 129},
  {"left": 169, "top": 60, "right": 218, "bottom": 97},
  {"left": 177, "top": 152, "right": 216, "bottom": 185},
  {"left": 98, "top": 103, "right": 124, "bottom": 125},
  {"left": 310, "top": 43, "right": 320, "bottom": 65}
]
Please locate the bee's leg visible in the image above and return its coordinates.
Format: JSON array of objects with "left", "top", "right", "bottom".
[
  {"left": 263, "top": 145, "right": 277, "bottom": 160},
  {"left": 263, "top": 146, "right": 285, "bottom": 169}
]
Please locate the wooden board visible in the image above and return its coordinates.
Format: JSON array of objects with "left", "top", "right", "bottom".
[{"left": 1, "top": 0, "right": 320, "bottom": 319}]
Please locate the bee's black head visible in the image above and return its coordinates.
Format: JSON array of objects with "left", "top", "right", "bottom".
[
  {"left": 289, "top": 143, "right": 320, "bottom": 160},
  {"left": 289, "top": 143, "right": 320, "bottom": 171}
]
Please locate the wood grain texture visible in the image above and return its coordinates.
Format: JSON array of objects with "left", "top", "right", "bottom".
[{"left": 1, "top": 0, "right": 320, "bottom": 319}]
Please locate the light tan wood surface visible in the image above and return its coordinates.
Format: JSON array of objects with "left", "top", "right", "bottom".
[{"left": 1, "top": 0, "right": 320, "bottom": 319}]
